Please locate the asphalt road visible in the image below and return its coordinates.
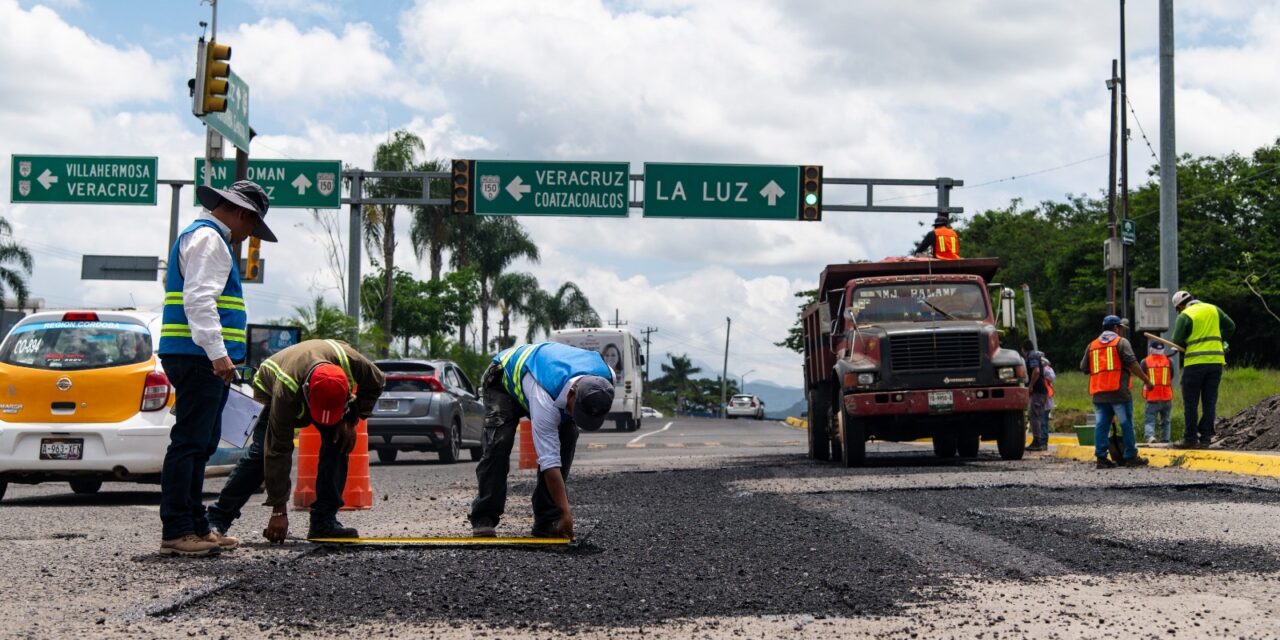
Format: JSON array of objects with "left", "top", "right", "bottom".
[{"left": 4, "top": 417, "right": 1280, "bottom": 638}]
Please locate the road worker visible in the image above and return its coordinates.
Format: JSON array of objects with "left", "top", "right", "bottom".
[
  {"left": 1170, "top": 290, "right": 1236, "bottom": 448},
  {"left": 157, "top": 180, "right": 274, "bottom": 557},
  {"left": 469, "top": 342, "right": 615, "bottom": 540},
  {"left": 206, "top": 339, "right": 385, "bottom": 543},
  {"left": 1141, "top": 341, "right": 1174, "bottom": 444},
  {"left": 1080, "top": 316, "right": 1153, "bottom": 469},
  {"left": 914, "top": 215, "right": 960, "bottom": 260}
]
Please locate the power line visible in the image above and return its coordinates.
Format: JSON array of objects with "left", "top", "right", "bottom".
[
  {"left": 1126, "top": 95, "right": 1159, "bottom": 161},
  {"left": 872, "top": 153, "right": 1111, "bottom": 204}
]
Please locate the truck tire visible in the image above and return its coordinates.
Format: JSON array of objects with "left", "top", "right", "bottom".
[
  {"left": 933, "top": 432, "right": 958, "bottom": 458},
  {"left": 838, "top": 407, "right": 867, "bottom": 467},
  {"left": 997, "top": 410, "right": 1026, "bottom": 460},
  {"left": 807, "top": 384, "right": 832, "bottom": 461},
  {"left": 957, "top": 432, "right": 981, "bottom": 458}
]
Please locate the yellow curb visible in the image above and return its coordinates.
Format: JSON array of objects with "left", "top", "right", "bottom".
[
  {"left": 625, "top": 443, "right": 646, "bottom": 449},
  {"left": 1054, "top": 443, "right": 1280, "bottom": 479},
  {"left": 784, "top": 417, "right": 808, "bottom": 430}
]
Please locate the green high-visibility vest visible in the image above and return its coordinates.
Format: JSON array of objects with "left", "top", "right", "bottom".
[{"left": 1182, "top": 302, "right": 1226, "bottom": 366}]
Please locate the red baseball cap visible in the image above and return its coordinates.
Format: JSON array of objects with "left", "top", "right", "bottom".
[{"left": 307, "top": 363, "right": 350, "bottom": 426}]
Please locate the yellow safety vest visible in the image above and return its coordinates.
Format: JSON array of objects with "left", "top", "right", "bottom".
[{"left": 1182, "top": 302, "right": 1226, "bottom": 367}]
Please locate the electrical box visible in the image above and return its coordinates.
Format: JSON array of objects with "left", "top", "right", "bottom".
[
  {"left": 1103, "top": 238, "right": 1124, "bottom": 271},
  {"left": 1135, "top": 288, "right": 1170, "bottom": 332}
]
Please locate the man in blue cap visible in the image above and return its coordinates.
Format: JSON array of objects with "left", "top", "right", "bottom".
[
  {"left": 1079, "top": 315, "right": 1153, "bottom": 469},
  {"left": 469, "top": 342, "right": 615, "bottom": 540}
]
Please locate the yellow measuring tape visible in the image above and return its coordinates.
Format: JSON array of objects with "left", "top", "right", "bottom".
[{"left": 309, "top": 536, "right": 571, "bottom": 546}]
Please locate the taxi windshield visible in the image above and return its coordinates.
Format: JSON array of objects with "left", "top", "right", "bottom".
[
  {"left": 0, "top": 320, "right": 153, "bottom": 370},
  {"left": 848, "top": 283, "right": 988, "bottom": 324}
]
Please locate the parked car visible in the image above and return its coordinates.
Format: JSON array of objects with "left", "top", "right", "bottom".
[
  {"left": 0, "top": 310, "right": 251, "bottom": 502},
  {"left": 366, "top": 359, "right": 485, "bottom": 464},
  {"left": 726, "top": 394, "right": 765, "bottom": 420},
  {"left": 640, "top": 406, "right": 663, "bottom": 419}
]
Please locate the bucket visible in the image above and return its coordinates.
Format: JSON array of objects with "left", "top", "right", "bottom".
[{"left": 1074, "top": 425, "right": 1095, "bottom": 446}]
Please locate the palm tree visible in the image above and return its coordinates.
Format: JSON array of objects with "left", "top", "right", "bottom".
[
  {"left": 363, "top": 130, "right": 425, "bottom": 357},
  {"left": 291, "top": 295, "right": 357, "bottom": 341},
  {"left": 492, "top": 272, "right": 541, "bottom": 350},
  {"left": 524, "top": 281, "right": 602, "bottom": 341},
  {"left": 0, "top": 216, "right": 33, "bottom": 308},
  {"left": 450, "top": 217, "right": 540, "bottom": 353},
  {"left": 408, "top": 158, "right": 453, "bottom": 281},
  {"left": 656, "top": 353, "right": 701, "bottom": 414}
]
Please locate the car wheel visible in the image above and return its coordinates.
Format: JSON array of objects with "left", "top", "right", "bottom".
[
  {"left": 0, "top": 480, "right": 7, "bottom": 502},
  {"left": 615, "top": 418, "right": 628, "bottom": 432},
  {"left": 376, "top": 448, "right": 398, "bottom": 464},
  {"left": 469, "top": 446, "right": 484, "bottom": 461},
  {"left": 957, "top": 432, "right": 981, "bottom": 458},
  {"left": 69, "top": 479, "right": 102, "bottom": 495},
  {"left": 440, "top": 420, "right": 462, "bottom": 464}
]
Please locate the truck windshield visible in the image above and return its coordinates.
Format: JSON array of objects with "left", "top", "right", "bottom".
[{"left": 848, "top": 283, "right": 987, "bottom": 324}]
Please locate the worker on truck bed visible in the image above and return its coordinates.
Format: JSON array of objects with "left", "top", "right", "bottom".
[
  {"left": 914, "top": 215, "right": 960, "bottom": 260},
  {"left": 469, "top": 342, "right": 615, "bottom": 540}
]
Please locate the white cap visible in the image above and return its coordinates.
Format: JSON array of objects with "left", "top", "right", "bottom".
[{"left": 1172, "top": 290, "right": 1193, "bottom": 307}]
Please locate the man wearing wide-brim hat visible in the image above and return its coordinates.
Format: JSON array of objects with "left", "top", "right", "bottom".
[{"left": 156, "top": 180, "right": 275, "bottom": 556}]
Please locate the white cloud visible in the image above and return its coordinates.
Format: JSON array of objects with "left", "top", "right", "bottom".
[{"left": 245, "top": 0, "right": 342, "bottom": 22}]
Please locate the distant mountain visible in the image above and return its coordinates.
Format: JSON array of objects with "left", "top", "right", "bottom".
[{"left": 648, "top": 354, "right": 807, "bottom": 418}]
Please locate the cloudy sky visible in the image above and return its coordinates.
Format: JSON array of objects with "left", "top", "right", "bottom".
[{"left": 2, "top": 0, "right": 1278, "bottom": 387}]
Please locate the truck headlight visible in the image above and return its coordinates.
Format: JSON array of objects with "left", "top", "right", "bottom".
[
  {"left": 998, "top": 367, "right": 1016, "bottom": 381},
  {"left": 857, "top": 373, "right": 876, "bottom": 385}
]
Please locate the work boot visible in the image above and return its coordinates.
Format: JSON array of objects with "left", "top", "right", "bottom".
[
  {"left": 308, "top": 522, "right": 358, "bottom": 539},
  {"left": 1096, "top": 456, "right": 1117, "bottom": 469},
  {"left": 531, "top": 521, "right": 562, "bottom": 538},
  {"left": 471, "top": 523, "right": 496, "bottom": 538},
  {"left": 1026, "top": 442, "right": 1047, "bottom": 452},
  {"left": 160, "top": 534, "right": 222, "bottom": 557},
  {"left": 1121, "top": 455, "right": 1150, "bottom": 468},
  {"left": 202, "top": 531, "right": 239, "bottom": 550},
  {"left": 1174, "top": 439, "right": 1199, "bottom": 450}
]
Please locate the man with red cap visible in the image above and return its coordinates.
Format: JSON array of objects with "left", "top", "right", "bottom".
[{"left": 207, "top": 339, "right": 384, "bottom": 542}]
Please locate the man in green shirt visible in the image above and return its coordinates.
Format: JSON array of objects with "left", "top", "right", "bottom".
[{"left": 1169, "top": 290, "right": 1236, "bottom": 448}]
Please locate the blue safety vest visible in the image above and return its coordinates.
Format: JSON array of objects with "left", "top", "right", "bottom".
[
  {"left": 493, "top": 343, "right": 613, "bottom": 410},
  {"left": 158, "top": 219, "right": 248, "bottom": 362}
]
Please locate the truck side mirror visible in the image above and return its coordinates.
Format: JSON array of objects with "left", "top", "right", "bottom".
[{"left": 999, "top": 288, "right": 1016, "bottom": 329}]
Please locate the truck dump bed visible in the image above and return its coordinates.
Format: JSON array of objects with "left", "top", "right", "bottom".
[{"left": 817, "top": 258, "right": 1001, "bottom": 302}]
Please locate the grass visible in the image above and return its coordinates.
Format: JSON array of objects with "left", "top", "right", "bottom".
[{"left": 1047, "top": 367, "right": 1280, "bottom": 442}]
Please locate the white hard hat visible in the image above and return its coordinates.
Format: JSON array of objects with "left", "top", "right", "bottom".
[{"left": 1172, "top": 290, "right": 1193, "bottom": 307}]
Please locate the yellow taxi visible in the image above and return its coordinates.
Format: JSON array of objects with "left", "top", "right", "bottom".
[{"left": 0, "top": 310, "right": 250, "bottom": 501}]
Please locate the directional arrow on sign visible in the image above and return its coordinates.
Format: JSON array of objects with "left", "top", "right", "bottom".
[
  {"left": 760, "top": 180, "right": 785, "bottom": 206},
  {"left": 37, "top": 169, "right": 58, "bottom": 190},
  {"left": 291, "top": 174, "right": 313, "bottom": 195},
  {"left": 506, "top": 176, "right": 532, "bottom": 201}
]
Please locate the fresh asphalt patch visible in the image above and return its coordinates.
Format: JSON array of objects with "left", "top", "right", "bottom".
[{"left": 170, "top": 453, "right": 1280, "bottom": 632}]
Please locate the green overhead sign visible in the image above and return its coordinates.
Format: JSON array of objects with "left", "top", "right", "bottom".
[
  {"left": 200, "top": 70, "right": 251, "bottom": 152},
  {"left": 194, "top": 158, "right": 341, "bottom": 209},
  {"left": 472, "top": 160, "right": 629, "bottom": 217},
  {"left": 642, "top": 163, "right": 800, "bottom": 220},
  {"left": 11, "top": 154, "right": 158, "bottom": 205}
]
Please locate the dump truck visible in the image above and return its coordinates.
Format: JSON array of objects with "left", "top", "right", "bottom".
[{"left": 801, "top": 257, "right": 1028, "bottom": 466}]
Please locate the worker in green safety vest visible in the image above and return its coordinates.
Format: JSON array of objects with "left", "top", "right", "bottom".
[{"left": 1170, "top": 290, "right": 1236, "bottom": 449}]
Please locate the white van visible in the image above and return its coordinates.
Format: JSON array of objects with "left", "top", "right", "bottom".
[{"left": 549, "top": 328, "right": 644, "bottom": 432}]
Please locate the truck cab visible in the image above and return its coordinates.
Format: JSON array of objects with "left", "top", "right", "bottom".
[{"left": 802, "top": 258, "right": 1028, "bottom": 466}]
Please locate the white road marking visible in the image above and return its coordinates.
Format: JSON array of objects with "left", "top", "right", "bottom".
[{"left": 629, "top": 421, "right": 673, "bottom": 444}]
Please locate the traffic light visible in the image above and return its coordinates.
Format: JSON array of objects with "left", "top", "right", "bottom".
[
  {"left": 244, "top": 236, "right": 262, "bottom": 282},
  {"left": 451, "top": 159, "right": 473, "bottom": 214},
  {"left": 193, "top": 38, "right": 232, "bottom": 115},
  {"left": 799, "top": 165, "right": 823, "bottom": 221}
]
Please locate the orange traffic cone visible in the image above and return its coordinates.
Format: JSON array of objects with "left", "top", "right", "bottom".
[
  {"left": 518, "top": 417, "right": 537, "bottom": 470},
  {"left": 291, "top": 419, "right": 373, "bottom": 511}
]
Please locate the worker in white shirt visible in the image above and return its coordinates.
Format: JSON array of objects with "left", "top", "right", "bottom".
[
  {"left": 469, "top": 342, "right": 615, "bottom": 540},
  {"left": 156, "top": 180, "right": 275, "bottom": 556}
]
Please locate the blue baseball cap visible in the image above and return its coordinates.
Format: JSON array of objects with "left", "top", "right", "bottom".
[{"left": 1102, "top": 315, "right": 1123, "bottom": 328}]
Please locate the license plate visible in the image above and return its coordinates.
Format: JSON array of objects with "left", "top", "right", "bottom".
[
  {"left": 40, "top": 438, "right": 84, "bottom": 461},
  {"left": 928, "top": 391, "right": 954, "bottom": 412},
  {"left": 376, "top": 399, "right": 399, "bottom": 412}
]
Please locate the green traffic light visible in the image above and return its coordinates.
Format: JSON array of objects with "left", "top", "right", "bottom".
[{"left": 804, "top": 193, "right": 818, "bottom": 206}]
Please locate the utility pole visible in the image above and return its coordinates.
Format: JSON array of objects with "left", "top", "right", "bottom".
[
  {"left": 1159, "top": 0, "right": 1179, "bottom": 335},
  {"left": 640, "top": 326, "right": 658, "bottom": 380},
  {"left": 608, "top": 308, "right": 628, "bottom": 329},
  {"left": 720, "top": 317, "right": 731, "bottom": 420},
  {"left": 1120, "top": 0, "right": 1132, "bottom": 321},
  {"left": 1105, "top": 59, "right": 1120, "bottom": 316}
]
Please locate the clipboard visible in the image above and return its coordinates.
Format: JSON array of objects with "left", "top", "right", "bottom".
[{"left": 220, "top": 386, "right": 265, "bottom": 448}]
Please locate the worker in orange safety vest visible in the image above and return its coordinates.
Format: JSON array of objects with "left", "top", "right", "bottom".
[
  {"left": 914, "top": 215, "right": 960, "bottom": 260},
  {"left": 1079, "top": 316, "right": 1153, "bottom": 468},
  {"left": 1141, "top": 341, "right": 1174, "bottom": 444}
]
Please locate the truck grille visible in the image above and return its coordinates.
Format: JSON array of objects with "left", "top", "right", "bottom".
[{"left": 888, "top": 333, "right": 981, "bottom": 372}]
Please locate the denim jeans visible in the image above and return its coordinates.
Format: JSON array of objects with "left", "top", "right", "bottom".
[
  {"left": 1143, "top": 400, "right": 1172, "bottom": 442},
  {"left": 469, "top": 365, "right": 580, "bottom": 529},
  {"left": 1094, "top": 400, "right": 1138, "bottom": 460},
  {"left": 1028, "top": 393, "right": 1049, "bottom": 444},
  {"left": 1181, "top": 363, "right": 1223, "bottom": 444},
  {"left": 207, "top": 408, "right": 348, "bottom": 533},
  {"left": 159, "top": 355, "right": 229, "bottom": 541}
]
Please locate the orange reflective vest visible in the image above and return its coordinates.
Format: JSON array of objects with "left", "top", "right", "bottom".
[
  {"left": 1143, "top": 353, "right": 1173, "bottom": 401},
  {"left": 1087, "top": 337, "right": 1122, "bottom": 395},
  {"left": 934, "top": 227, "right": 960, "bottom": 260}
]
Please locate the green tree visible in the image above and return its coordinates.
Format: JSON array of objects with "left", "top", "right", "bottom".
[
  {"left": 492, "top": 271, "right": 541, "bottom": 350},
  {"left": 0, "top": 216, "right": 33, "bottom": 308},
  {"left": 524, "top": 282, "right": 601, "bottom": 341},
  {"left": 361, "top": 267, "right": 479, "bottom": 356},
  {"left": 776, "top": 289, "right": 818, "bottom": 354},
  {"left": 450, "top": 217, "right": 540, "bottom": 353},
  {"left": 363, "top": 130, "right": 425, "bottom": 357},
  {"left": 290, "top": 296, "right": 357, "bottom": 341}
]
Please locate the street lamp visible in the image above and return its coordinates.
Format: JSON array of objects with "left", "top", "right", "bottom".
[{"left": 740, "top": 369, "right": 755, "bottom": 394}]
